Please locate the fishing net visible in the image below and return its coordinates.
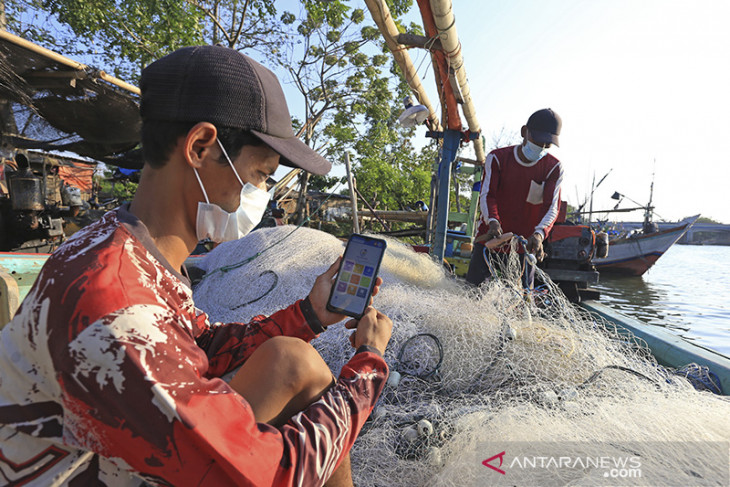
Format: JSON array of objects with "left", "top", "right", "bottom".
[{"left": 193, "top": 225, "right": 730, "bottom": 486}]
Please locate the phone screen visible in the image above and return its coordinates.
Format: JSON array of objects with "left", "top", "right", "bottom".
[{"left": 327, "top": 234, "right": 387, "bottom": 318}]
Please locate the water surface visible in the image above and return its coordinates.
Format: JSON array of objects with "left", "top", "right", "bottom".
[{"left": 594, "top": 244, "right": 730, "bottom": 356}]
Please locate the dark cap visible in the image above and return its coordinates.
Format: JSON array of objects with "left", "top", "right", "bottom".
[
  {"left": 526, "top": 108, "right": 562, "bottom": 147},
  {"left": 140, "top": 45, "right": 331, "bottom": 175}
]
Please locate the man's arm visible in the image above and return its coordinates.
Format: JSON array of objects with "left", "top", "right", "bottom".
[
  {"left": 197, "top": 258, "right": 354, "bottom": 378},
  {"left": 194, "top": 299, "right": 319, "bottom": 378},
  {"left": 479, "top": 153, "right": 502, "bottom": 224},
  {"left": 60, "top": 303, "right": 388, "bottom": 487},
  {"left": 534, "top": 161, "right": 564, "bottom": 238}
]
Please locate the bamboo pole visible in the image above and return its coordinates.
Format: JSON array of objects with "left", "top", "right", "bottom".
[
  {"left": 0, "top": 29, "right": 141, "bottom": 95},
  {"left": 416, "top": 0, "right": 461, "bottom": 131},
  {"left": 354, "top": 187, "right": 391, "bottom": 231},
  {"left": 428, "top": 0, "right": 485, "bottom": 162},
  {"left": 363, "top": 0, "right": 441, "bottom": 131},
  {"left": 345, "top": 152, "right": 360, "bottom": 234},
  {"left": 363, "top": 210, "right": 428, "bottom": 223}
]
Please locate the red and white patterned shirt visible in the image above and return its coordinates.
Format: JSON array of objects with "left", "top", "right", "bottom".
[{"left": 0, "top": 205, "right": 387, "bottom": 486}]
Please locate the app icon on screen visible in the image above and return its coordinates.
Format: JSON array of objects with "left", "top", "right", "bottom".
[
  {"left": 343, "top": 260, "right": 354, "bottom": 271},
  {"left": 349, "top": 274, "right": 361, "bottom": 285},
  {"left": 363, "top": 266, "right": 374, "bottom": 277},
  {"left": 356, "top": 287, "right": 367, "bottom": 298},
  {"left": 347, "top": 285, "right": 357, "bottom": 295},
  {"left": 336, "top": 282, "right": 347, "bottom": 292}
]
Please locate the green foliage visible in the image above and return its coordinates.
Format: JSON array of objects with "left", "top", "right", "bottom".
[
  {"left": 308, "top": 174, "right": 343, "bottom": 193},
  {"left": 696, "top": 216, "right": 724, "bottom": 224},
  {"left": 9, "top": 0, "right": 440, "bottom": 237},
  {"left": 5, "top": 0, "right": 285, "bottom": 80},
  {"left": 96, "top": 173, "right": 138, "bottom": 202}
]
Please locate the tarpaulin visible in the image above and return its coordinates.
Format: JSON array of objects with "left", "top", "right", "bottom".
[{"left": 58, "top": 162, "right": 95, "bottom": 193}]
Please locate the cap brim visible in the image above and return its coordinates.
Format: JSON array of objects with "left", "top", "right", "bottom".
[
  {"left": 252, "top": 131, "right": 332, "bottom": 175},
  {"left": 530, "top": 130, "right": 560, "bottom": 147}
]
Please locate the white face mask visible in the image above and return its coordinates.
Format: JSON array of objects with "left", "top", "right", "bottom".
[
  {"left": 193, "top": 140, "right": 271, "bottom": 243},
  {"left": 522, "top": 139, "right": 549, "bottom": 162}
]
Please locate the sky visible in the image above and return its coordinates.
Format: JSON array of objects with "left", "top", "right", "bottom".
[
  {"left": 15, "top": 0, "right": 728, "bottom": 223},
  {"left": 275, "top": 0, "right": 730, "bottom": 224}
]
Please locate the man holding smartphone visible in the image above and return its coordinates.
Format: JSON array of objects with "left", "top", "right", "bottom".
[{"left": 0, "top": 45, "right": 392, "bottom": 487}]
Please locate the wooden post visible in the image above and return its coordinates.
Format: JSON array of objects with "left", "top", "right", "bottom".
[
  {"left": 345, "top": 152, "right": 360, "bottom": 234},
  {"left": 295, "top": 172, "right": 310, "bottom": 225},
  {"left": 354, "top": 187, "right": 391, "bottom": 232}
]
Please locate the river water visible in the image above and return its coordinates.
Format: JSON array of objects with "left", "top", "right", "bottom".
[{"left": 593, "top": 244, "right": 730, "bottom": 357}]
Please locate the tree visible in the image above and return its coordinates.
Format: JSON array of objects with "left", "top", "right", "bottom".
[
  {"left": 696, "top": 216, "right": 724, "bottom": 225},
  {"left": 6, "top": 0, "right": 439, "bottom": 238},
  {"left": 273, "top": 1, "right": 422, "bottom": 224},
  {"left": 3, "top": 0, "right": 285, "bottom": 80}
]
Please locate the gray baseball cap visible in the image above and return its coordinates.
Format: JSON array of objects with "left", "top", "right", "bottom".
[
  {"left": 140, "top": 45, "right": 331, "bottom": 175},
  {"left": 526, "top": 108, "right": 562, "bottom": 147}
]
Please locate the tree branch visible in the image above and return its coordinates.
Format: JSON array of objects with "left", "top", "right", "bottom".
[{"left": 184, "top": 0, "right": 232, "bottom": 45}]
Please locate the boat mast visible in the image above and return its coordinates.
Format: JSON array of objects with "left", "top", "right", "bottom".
[
  {"left": 588, "top": 169, "right": 612, "bottom": 225},
  {"left": 644, "top": 162, "right": 655, "bottom": 228},
  {"left": 588, "top": 173, "right": 595, "bottom": 225}
]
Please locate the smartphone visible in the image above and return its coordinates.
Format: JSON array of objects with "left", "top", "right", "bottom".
[{"left": 326, "top": 234, "right": 387, "bottom": 319}]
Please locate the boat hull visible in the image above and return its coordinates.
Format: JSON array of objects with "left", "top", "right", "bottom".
[
  {"left": 592, "top": 217, "right": 698, "bottom": 276},
  {"left": 581, "top": 300, "right": 729, "bottom": 395}
]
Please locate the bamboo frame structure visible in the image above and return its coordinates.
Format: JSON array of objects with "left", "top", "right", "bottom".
[
  {"left": 0, "top": 29, "right": 141, "bottom": 95},
  {"left": 363, "top": 0, "right": 441, "bottom": 131}
]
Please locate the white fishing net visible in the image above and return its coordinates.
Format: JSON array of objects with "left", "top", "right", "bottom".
[{"left": 193, "top": 225, "right": 730, "bottom": 486}]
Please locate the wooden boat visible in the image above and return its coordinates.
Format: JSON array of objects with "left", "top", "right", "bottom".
[
  {"left": 591, "top": 215, "right": 699, "bottom": 276},
  {"left": 0, "top": 253, "right": 204, "bottom": 324},
  {"left": 581, "top": 299, "right": 729, "bottom": 394}
]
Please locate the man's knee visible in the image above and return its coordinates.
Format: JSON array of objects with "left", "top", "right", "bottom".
[
  {"left": 466, "top": 244, "right": 488, "bottom": 286},
  {"left": 257, "top": 337, "right": 333, "bottom": 394}
]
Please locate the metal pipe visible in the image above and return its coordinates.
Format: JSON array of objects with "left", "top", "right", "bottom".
[
  {"left": 416, "top": 0, "right": 461, "bottom": 131},
  {"left": 432, "top": 129, "right": 461, "bottom": 261},
  {"left": 428, "top": 0, "right": 485, "bottom": 162}
]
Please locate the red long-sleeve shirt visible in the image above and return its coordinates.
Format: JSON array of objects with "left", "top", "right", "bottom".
[
  {"left": 476, "top": 145, "right": 563, "bottom": 242},
  {"left": 0, "top": 205, "right": 387, "bottom": 486}
]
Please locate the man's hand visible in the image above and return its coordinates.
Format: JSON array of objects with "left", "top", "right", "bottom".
[
  {"left": 474, "top": 221, "right": 505, "bottom": 245},
  {"left": 307, "top": 257, "right": 383, "bottom": 328},
  {"left": 487, "top": 220, "right": 503, "bottom": 241},
  {"left": 527, "top": 232, "right": 546, "bottom": 262},
  {"left": 344, "top": 307, "right": 393, "bottom": 355}
]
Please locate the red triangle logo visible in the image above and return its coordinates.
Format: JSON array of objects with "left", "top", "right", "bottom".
[{"left": 482, "top": 451, "right": 506, "bottom": 475}]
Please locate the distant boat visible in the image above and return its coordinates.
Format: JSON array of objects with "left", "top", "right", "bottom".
[{"left": 592, "top": 215, "right": 699, "bottom": 276}]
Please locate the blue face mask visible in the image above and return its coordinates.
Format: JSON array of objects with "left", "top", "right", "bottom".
[{"left": 522, "top": 140, "right": 549, "bottom": 162}]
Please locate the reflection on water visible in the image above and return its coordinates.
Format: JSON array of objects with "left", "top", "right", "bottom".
[
  {"left": 595, "top": 275, "right": 690, "bottom": 332},
  {"left": 592, "top": 245, "right": 730, "bottom": 356}
]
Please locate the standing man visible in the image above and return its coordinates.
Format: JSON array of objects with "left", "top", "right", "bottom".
[
  {"left": 466, "top": 108, "right": 563, "bottom": 289},
  {"left": 0, "top": 45, "right": 392, "bottom": 486}
]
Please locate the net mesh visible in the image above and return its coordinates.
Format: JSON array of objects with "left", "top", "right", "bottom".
[{"left": 193, "top": 225, "right": 730, "bottom": 486}]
